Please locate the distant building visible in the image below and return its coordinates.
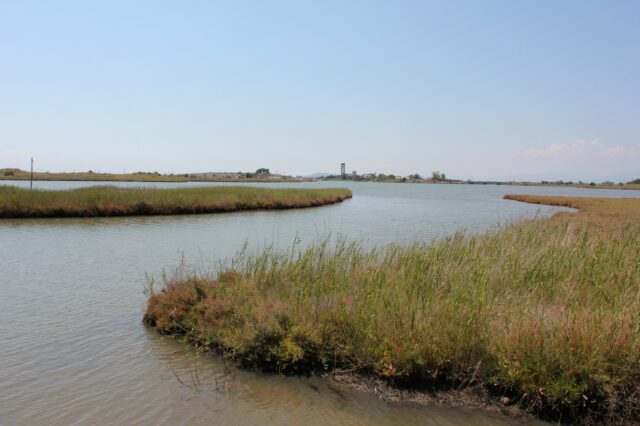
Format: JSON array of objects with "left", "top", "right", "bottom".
[
  {"left": 340, "top": 163, "right": 346, "bottom": 177},
  {"left": 352, "top": 170, "right": 357, "bottom": 176}
]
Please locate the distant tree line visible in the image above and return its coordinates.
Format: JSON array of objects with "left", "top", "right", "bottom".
[{"left": 243, "top": 168, "right": 271, "bottom": 178}]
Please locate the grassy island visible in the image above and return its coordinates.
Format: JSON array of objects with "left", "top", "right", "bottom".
[
  {"left": 0, "top": 186, "right": 352, "bottom": 218},
  {"left": 145, "top": 195, "right": 640, "bottom": 424}
]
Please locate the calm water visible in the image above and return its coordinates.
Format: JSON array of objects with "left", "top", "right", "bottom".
[{"left": 2, "top": 181, "right": 639, "bottom": 425}]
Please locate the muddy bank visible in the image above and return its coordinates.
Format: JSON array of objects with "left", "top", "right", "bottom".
[{"left": 328, "top": 372, "right": 527, "bottom": 416}]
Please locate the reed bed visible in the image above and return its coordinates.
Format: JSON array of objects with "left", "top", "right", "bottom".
[
  {"left": 145, "top": 195, "right": 640, "bottom": 423},
  {"left": 0, "top": 186, "right": 352, "bottom": 218}
]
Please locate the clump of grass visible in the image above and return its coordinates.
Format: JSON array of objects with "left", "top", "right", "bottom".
[
  {"left": 145, "top": 196, "right": 640, "bottom": 423},
  {"left": 0, "top": 186, "right": 352, "bottom": 218}
]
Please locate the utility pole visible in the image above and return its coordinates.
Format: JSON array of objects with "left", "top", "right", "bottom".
[{"left": 30, "top": 157, "right": 33, "bottom": 190}]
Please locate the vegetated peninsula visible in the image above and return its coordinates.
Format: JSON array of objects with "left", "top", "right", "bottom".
[
  {"left": 0, "top": 168, "right": 309, "bottom": 183},
  {"left": 144, "top": 195, "right": 640, "bottom": 424},
  {"left": 0, "top": 186, "right": 352, "bottom": 218}
]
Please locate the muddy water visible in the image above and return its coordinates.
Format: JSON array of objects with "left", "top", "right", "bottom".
[{"left": 2, "top": 181, "right": 638, "bottom": 425}]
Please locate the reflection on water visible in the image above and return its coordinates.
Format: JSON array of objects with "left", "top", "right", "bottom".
[
  {"left": 2, "top": 181, "right": 637, "bottom": 425},
  {"left": 137, "top": 332, "right": 539, "bottom": 426}
]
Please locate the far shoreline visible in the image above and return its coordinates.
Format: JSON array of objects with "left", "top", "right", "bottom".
[
  {"left": 0, "top": 171, "right": 311, "bottom": 184},
  {"left": 2, "top": 168, "right": 639, "bottom": 190}
]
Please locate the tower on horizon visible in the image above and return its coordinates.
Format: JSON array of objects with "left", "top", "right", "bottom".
[{"left": 340, "top": 162, "right": 346, "bottom": 177}]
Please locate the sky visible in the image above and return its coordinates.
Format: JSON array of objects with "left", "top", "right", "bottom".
[{"left": 1, "top": 1, "right": 639, "bottom": 181}]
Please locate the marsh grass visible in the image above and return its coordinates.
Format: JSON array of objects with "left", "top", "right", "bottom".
[
  {"left": 145, "top": 196, "right": 640, "bottom": 423},
  {"left": 0, "top": 186, "right": 352, "bottom": 218}
]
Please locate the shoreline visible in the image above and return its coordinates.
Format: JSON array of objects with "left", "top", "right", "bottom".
[
  {"left": 0, "top": 169, "right": 311, "bottom": 183},
  {"left": 2, "top": 170, "right": 639, "bottom": 191},
  {"left": 326, "top": 372, "right": 531, "bottom": 419},
  {"left": 0, "top": 176, "right": 311, "bottom": 184}
]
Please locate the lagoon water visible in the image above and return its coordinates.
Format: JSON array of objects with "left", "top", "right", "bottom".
[{"left": 2, "top": 181, "right": 639, "bottom": 425}]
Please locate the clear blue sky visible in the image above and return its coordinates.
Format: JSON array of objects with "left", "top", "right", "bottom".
[{"left": 1, "top": 1, "right": 639, "bottom": 181}]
